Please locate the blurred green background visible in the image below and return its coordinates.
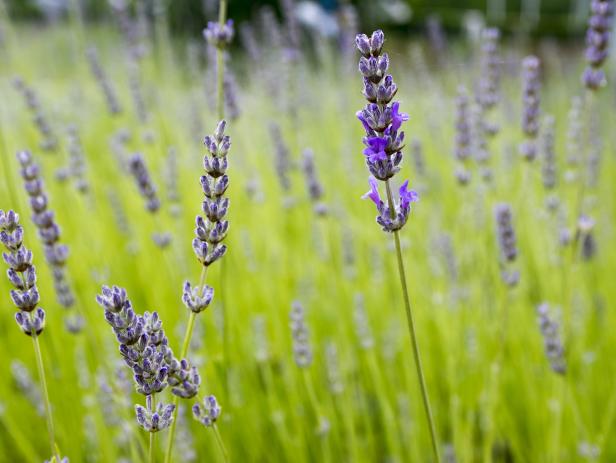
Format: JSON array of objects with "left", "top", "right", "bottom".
[{"left": 4, "top": 0, "right": 594, "bottom": 37}]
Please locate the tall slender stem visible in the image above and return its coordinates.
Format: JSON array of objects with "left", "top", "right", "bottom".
[
  {"left": 385, "top": 180, "right": 440, "bottom": 463},
  {"left": 216, "top": 0, "right": 228, "bottom": 121},
  {"left": 213, "top": 424, "right": 229, "bottom": 462},
  {"left": 164, "top": 266, "right": 207, "bottom": 463},
  {"left": 32, "top": 335, "right": 61, "bottom": 462}
]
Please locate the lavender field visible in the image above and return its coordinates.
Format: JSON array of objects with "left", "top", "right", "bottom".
[{"left": 0, "top": 0, "right": 615, "bottom": 462}]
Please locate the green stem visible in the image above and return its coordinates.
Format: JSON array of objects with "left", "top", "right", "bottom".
[
  {"left": 216, "top": 0, "right": 228, "bottom": 121},
  {"left": 32, "top": 335, "right": 61, "bottom": 462},
  {"left": 385, "top": 180, "right": 441, "bottom": 463},
  {"left": 213, "top": 424, "right": 229, "bottom": 462},
  {"left": 149, "top": 394, "right": 156, "bottom": 463},
  {"left": 164, "top": 266, "right": 207, "bottom": 463}
]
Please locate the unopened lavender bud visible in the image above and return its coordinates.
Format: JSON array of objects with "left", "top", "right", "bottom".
[
  {"left": 203, "top": 19, "right": 234, "bottom": 48},
  {"left": 192, "top": 395, "right": 221, "bottom": 427},
  {"left": 194, "top": 121, "right": 231, "bottom": 267},
  {"left": 15, "top": 307, "right": 46, "bottom": 336},
  {"left": 135, "top": 402, "right": 175, "bottom": 432},
  {"left": 168, "top": 358, "right": 201, "bottom": 399},
  {"left": 182, "top": 281, "right": 214, "bottom": 313}
]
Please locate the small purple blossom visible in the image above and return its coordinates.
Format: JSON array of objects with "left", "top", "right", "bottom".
[
  {"left": 362, "top": 176, "right": 418, "bottom": 232},
  {"left": 363, "top": 136, "right": 388, "bottom": 162},
  {"left": 390, "top": 102, "right": 409, "bottom": 132}
]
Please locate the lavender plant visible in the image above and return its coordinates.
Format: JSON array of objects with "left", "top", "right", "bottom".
[
  {"left": 17, "top": 150, "right": 81, "bottom": 331},
  {"left": 473, "top": 28, "right": 501, "bottom": 180},
  {"left": 582, "top": 0, "right": 614, "bottom": 90},
  {"left": 60, "top": 125, "right": 89, "bottom": 194},
  {"left": 453, "top": 86, "right": 472, "bottom": 185},
  {"left": 494, "top": 203, "right": 519, "bottom": 287},
  {"left": 164, "top": 120, "right": 231, "bottom": 462},
  {"left": 520, "top": 56, "right": 541, "bottom": 162},
  {"left": 355, "top": 30, "right": 440, "bottom": 462},
  {"left": 0, "top": 209, "right": 60, "bottom": 461},
  {"left": 86, "top": 46, "right": 122, "bottom": 115},
  {"left": 536, "top": 303, "right": 566, "bottom": 374},
  {"left": 96, "top": 285, "right": 203, "bottom": 462},
  {"left": 13, "top": 78, "right": 58, "bottom": 152},
  {"left": 301, "top": 148, "right": 327, "bottom": 215}
]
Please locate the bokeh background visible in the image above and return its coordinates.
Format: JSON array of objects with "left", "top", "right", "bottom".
[{"left": 4, "top": 0, "right": 597, "bottom": 37}]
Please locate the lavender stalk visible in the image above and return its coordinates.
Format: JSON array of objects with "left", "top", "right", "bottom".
[
  {"left": 164, "top": 120, "right": 231, "bottom": 463},
  {"left": 0, "top": 210, "right": 60, "bottom": 461},
  {"left": 582, "top": 0, "right": 614, "bottom": 90},
  {"left": 355, "top": 30, "right": 440, "bottom": 462}
]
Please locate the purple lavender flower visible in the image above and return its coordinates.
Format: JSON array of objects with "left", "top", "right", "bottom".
[
  {"left": 582, "top": 0, "right": 614, "bottom": 90},
  {"left": 476, "top": 28, "right": 501, "bottom": 111},
  {"left": 520, "top": 56, "right": 541, "bottom": 161},
  {"left": 356, "top": 30, "right": 419, "bottom": 232},
  {"left": 454, "top": 86, "right": 472, "bottom": 185},
  {"left": 86, "top": 46, "right": 122, "bottom": 115},
  {"left": 192, "top": 121, "right": 230, "bottom": 267},
  {"left": 128, "top": 153, "right": 160, "bottom": 213},
  {"left": 542, "top": 115, "right": 556, "bottom": 190},
  {"left": 1, "top": 209, "right": 46, "bottom": 336},
  {"left": 59, "top": 125, "right": 89, "bottom": 193},
  {"left": 135, "top": 399, "right": 175, "bottom": 432},
  {"left": 302, "top": 148, "right": 327, "bottom": 215},
  {"left": 16, "top": 151, "right": 78, "bottom": 327},
  {"left": 96, "top": 286, "right": 194, "bottom": 433},
  {"left": 362, "top": 176, "right": 419, "bottom": 233},
  {"left": 290, "top": 301, "right": 312, "bottom": 368},
  {"left": 494, "top": 204, "right": 519, "bottom": 287},
  {"left": 269, "top": 123, "right": 292, "bottom": 194},
  {"left": 13, "top": 79, "right": 57, "bottom": 152},
  {"left": 203, "top": 20, "right": 234, "bottom": 48},
  {"left": 536, "top": 303, "right": 566, "bottom": 375}
]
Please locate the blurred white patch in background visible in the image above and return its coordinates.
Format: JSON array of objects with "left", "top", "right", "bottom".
[{"left": 296, "top": 1, "right": 339, "bottom": 37}]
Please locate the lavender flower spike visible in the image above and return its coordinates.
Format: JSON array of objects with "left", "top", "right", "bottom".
[
  {"left": 1, "top": 209, "right": 45, "bottom": 336},
  {"left": 355, "top": 30, "right": 419, "bottom": 231},
  {"left": 494, "top": 203, "right": 519, "bottom": 287},
  {"left": 2, "top": 209, "right": 60, "bottom": 461},
  {"left": 96, "top": 286, "right": 183, "bottom": 434},
  {"left": 355, "top": 30, "right": 440, "bottom": 460},
  {"left": 536, "top": 303, "right": 566, "bottom": 375},
  {"left": 582, "top": 0, "right": 614, "bottom": 90},
  {"left": 192, "top": 120, "right": 231, "bottom": 267},
  {"left": 290, "top": 301, "right": 312, "bottom": 368},
  {"left": 16, "top": 151, "right": 79, "bottom": 330},
  {"left": 520, "top": 56, "right": 541, "bottom": 161},
  {"left": 128, "top": 153, "right": 161, "bottom": 213}
]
